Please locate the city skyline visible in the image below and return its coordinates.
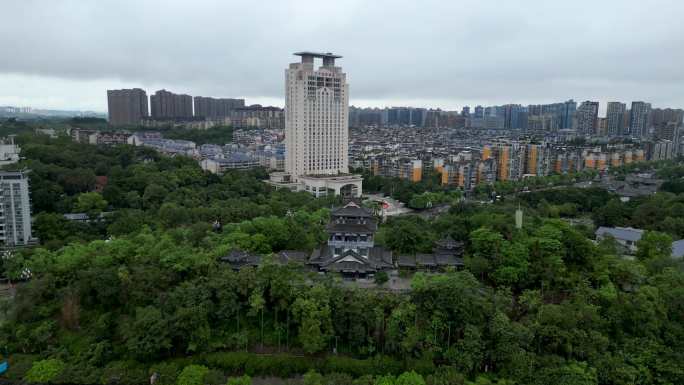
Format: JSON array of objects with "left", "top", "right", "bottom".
[{"left": 2, "top": 0, "right": 684, "bottom": 113}]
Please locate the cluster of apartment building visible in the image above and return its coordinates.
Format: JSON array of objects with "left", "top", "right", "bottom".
[
  {"left": 107, "top": 88, "right": 284, "bottom": 129},
  {"left": 349, "top": 101, "right": 684, "bottom": 140},
  {"left": 363, "top": 139, "right": 663, "bottom": 190}
]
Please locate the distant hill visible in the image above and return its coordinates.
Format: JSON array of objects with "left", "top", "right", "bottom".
[{"left": 0, "top": 106, "right": 106, "bottom": 119}]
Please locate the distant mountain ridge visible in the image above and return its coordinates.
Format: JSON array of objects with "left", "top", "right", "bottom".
[{"left": 0, "top": 106, "right": 106, "bottom": 118}]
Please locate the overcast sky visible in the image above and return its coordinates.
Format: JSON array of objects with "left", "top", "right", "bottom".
[{"left": 1, "top": 0, "right": 683, "bottom": 114}]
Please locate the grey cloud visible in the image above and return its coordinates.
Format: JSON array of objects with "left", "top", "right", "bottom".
[{"left": 1, "top": 0, "right": 683, "bottom": 111}]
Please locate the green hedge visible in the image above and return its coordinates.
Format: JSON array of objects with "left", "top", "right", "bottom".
[
  {"left": 199, "top": 352, "right": 408, "bottom": 378},
  {"left": 5, "top": 352, "right": 415, "bottom": 384}
]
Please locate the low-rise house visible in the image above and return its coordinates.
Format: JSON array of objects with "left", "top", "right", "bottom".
[
  {"left": 596, "top": 226, "right": 684, "bottom": 258},
  {"left": 671, "top": 240, "right": 684, "bottom": 259},
  {"left": 397, "top": 236, "right": 465, "bottom": 271},
  {"left": 89, "top": 131, "right": 131, "bottom": 145},
  {"left": 276, "top": 250, "right": 309, "bottom": 264},
  {"left": 128, "top": 131, "right": 163, "bottom": 146},
  {"left": 71, "top": 128, "right": 97, "bottom": 143},
  {"left": 219, "top": 250, "right": 261, "bottom": 270},
  {"left": 200, "top": 153, "right": 261, "bottom": 174},
  {"left": 63, "top": 212, "right": 111, "bottom": 223},
  {"left": 595, "top": 226, "right": 644, "bottom": 253},
  {"left": 219, "top": 249, "right": 309, "bottom": 271}
]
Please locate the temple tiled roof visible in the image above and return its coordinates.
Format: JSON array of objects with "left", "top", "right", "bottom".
[
  {"left": 331, "top": 201, "right": 373, "bottom": 218},
  {"left": 397, "top": 253, "right": 464, "bottom": 269},
  {"left": 309, "top": 245, "right": 393, "bottom": 273}
]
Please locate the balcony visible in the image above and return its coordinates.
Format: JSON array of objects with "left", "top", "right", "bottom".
[{"left": 328, "top": 240, "right": 374, "bottom": 249}]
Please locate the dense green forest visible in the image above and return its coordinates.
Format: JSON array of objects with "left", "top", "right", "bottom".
[
  {"left": 9, "top": 134, "right": 333, "bottom": 251},
  {"left": 0, "top": 134, "right": 683, "bottom": 385}
]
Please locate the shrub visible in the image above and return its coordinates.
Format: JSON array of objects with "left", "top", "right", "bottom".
[
  {"left": 325, "top": 372, "right": 354, "bottom": 385},
  {"left": 226, "top": 374, "right": 252, "bottom": 385},
  {"left": 374, "top": 271, "right": 389, "bottom": 285},
  {"left": 100, "top": 360, "right": 147, "bottom": 385},
  {"left": 353, "top": 374, "right": 376, "bottom": 385},
  {"left": 201, "top": 352, "right": 250, "bottom": 374},
  {"left": 149, "top": 362, "right": 181, "bottom": 385},
  {"left": 404, "top": 359, "right": 435, "bottom": 376},
  {"left": 203, "top": 369, "right": 226, "bottom": 385},
  {"left": 324, "top": 356, "right": 373, "bottom": 378},
  {"left": 395, "top": 371, "right": 426, "bottom": 385},
  {"left": 24, "top": 359, "right": 65, "bottom": 384},
  {"left": 56, "top": 363, "right": 102, "bottom": 384},
  {"left": 425, "top": 367, "right": 465, "bottom": 385},
  {"left": 303, "top": 370, "right": 324, "bottom": 385},
  {"left": 177, "top": 365, "right": 210, "bottom": 385},
  {"left": 374, "top": 375, "right": 395, "bottom": 385},
  {"left": 369, "top": 356, "right": 403, "bottom": 376}
]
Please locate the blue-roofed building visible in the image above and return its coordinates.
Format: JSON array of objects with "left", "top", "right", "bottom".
[
  {"left": 200, "top": 153, "right": 260, "bottom": 174},
  {"left": 671, "top": 239, "right": 684, "bottom": 259},
  {"left": 595, "top": 226, "right": 644, "bottom": 253}
]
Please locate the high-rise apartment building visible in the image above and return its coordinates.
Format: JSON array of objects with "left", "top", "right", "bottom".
[
  {"left": 561, "top": 100, "right": 577, "bottom": 129},
  {"left": 629, "top": 101, "right": 652, "bottom": 138},
  {"left": 606, "top": 102, "right": 627, "bottom": 136},
  {"left": 107, "top": 88, "right": 148, "bottom": 126},
  {"left": 526, "top": 100, "right": 575, "bottom": 131},
  {"left": 473, "top": 105, "right": 484, "bottom": 119},
  {"left": 503, "top": 104, "right": 528, "bottom": 130},
  {"left": 650, "top": 108, "right": 684, "bottom": 130},
  {"left": 269, "top": 52, "right": 361, "bottom": 198},
  {"left": 575, "top": 101, "right": 599, "bottom": 136},
  {"left": 150, "top": 89, "right": 193, "bottom": 119},
  {"left": 0, "top": 171, "right": 35, "bottom": 247},
  {"left": 194, "top": 96, "right": 245, "bottom": 119},
  {"left": 491, "top": 143, "right": 523, "bottom": 181}
]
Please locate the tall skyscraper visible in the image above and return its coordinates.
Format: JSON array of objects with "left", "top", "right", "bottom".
[
  {"left": 0, "top": 171, "right": 36, "bottom": 247},
  {"left": 107, "top": 88, "right": 148, "bottom": 125},
  {"left": 270, "top": 52, "right": 361, "bottom": 198},
  {"left": 575, "top": 101, "right": 599, "bottom": 136},
  {"left": 629, "top": 101, "right": 652, "bottom": 138},
  {"left": 606, "top": 102, "right": 627, "bottom": 136},
  {"left": 150, "top": 89, "right": 193, "bottom": 119}
]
